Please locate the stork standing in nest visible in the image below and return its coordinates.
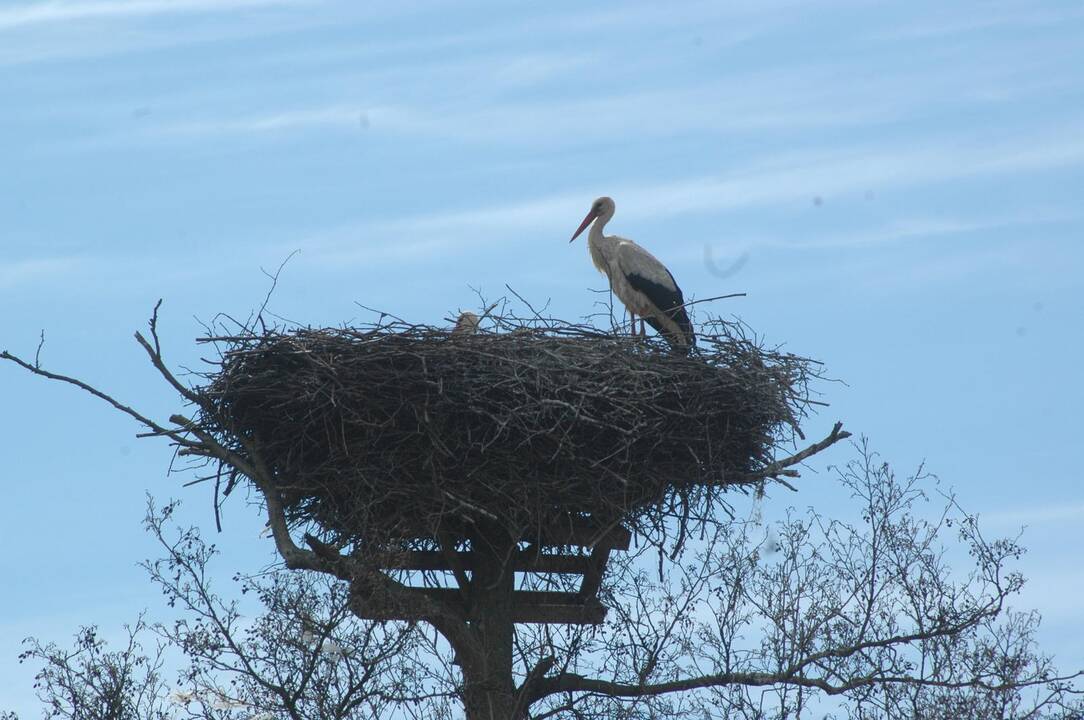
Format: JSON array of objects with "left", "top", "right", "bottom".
[{"left": 570, "top": 196, "right": 695, "bottom": 352}]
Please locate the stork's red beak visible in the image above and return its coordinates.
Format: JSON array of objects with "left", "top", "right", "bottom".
[{"left": 569, "top": 208, "right": 596, "bottom": 242}]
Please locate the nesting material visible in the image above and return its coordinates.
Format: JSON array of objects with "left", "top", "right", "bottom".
[{"left": 199, "top": 318, "right": 816, "bottom": 544}]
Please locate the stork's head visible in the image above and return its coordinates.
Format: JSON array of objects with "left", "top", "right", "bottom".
[{"left": 569, "top": 196, "right": 616, "bottom": 242}]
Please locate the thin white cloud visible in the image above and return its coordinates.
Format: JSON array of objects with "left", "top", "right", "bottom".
[
  {"left": 876, "top": 2, "right": 1084, "bottom": 41},
  {"left": 0, "top": 0, "right": 778, "bottom": 68},
  {"left": 594, "top": 131, "right": 1084, "bottom": 225},
  {"left": 161, "top": 105, "right": 377, "bottom": 136},
  {"left": 0, "top": 0, "right": 300, "bottom": 30},
  {"left": 286, "top": 191, "right": 593, "bottom": 271},
  {"left": 29, "top": 0, "right": 1069, "bottom": 152},
  {"left": 666, "top": 212, "right": 1046, "bottom": 275},
  {"left": 143, "top": 75, "right": 896, "bottom": 143},
  {"left": 0, "top": 257, "right": 93, "bottom": 289},
  {"left": 978, "top": 502, "right": 1084, "bottom": 529},
  {"left": 844, "top": 239, "right": 1060, "bottom": 293},
  {"left": 749, "top": 208, "right": 1079, "bottom": 252},
  {"left": 489, "top": 52, "right": 600, "bottom": 89},
  {"left": 0, "top": 0, "right": 785, "bottom": 68},
  {"left": 59, "top": 42, "right": 602, "bottom": 141},
  {"left": 286, "top": 128, "right": 1084, "bottom": 270},
  {"left": 0, "top": 253, "right": 237, "bottom": 292},
  {"left": 1011, "top": 563, "right": 1084, "bottom": 625},
  {"left": 131, "top": 44, "right": 1069, "bottom": 151}
]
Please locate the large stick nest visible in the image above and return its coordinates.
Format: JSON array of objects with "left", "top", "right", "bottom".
[{"left": 198, "top": 316, "right": 819, "bottom": 544}]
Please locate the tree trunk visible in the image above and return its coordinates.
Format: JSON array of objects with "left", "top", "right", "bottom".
[{"left": 460, "top": 524, "right": 518, "bottom": 720}]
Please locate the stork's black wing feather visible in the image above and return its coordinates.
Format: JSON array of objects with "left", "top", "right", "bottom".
[{"left": 626, "top": 270, "right": 696, "bottom": 351}]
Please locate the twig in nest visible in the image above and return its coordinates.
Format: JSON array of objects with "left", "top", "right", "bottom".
[
  {"left": 680, "top": 292, "right": 747, "bottom": 311},
  {"left": 255, "top": 250, "right": 300, "bottom": 334}
]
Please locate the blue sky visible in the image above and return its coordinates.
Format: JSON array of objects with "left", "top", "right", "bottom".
[{"left": 2, "top": 0, "right": 1083, "bottom": 712}]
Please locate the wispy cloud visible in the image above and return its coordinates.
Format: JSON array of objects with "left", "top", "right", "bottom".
[
  {"left": 672, "top": 210, "right": 1066, "bottom": 284},
  {"left": 48, "top": 43, "right": 604, "bottom": 143},
  {"left": 284, "top": 127, "right": 1084, "bottom": 270},
  {"left": 282, "top": 193, "right": 583, "bottom": 271},
  {"left": 978, "top": 502, "right": 1084, "bottom": 529},
  {"left": 0, "top": 257, "right": 93, "bottom": 289},
  {"left": 128, "top": 43, "right": 1070, "bottom": 152},
  {"left": 875, "top": 2, "right": 1084, "bottom": 41},
  {"left": 26, "top": 126, "right": 1075, "bottom": 283},
  {"left": 147, "top": 46, "right": 603, "bottom": 137},
  {"left": 595, "top": 130, "right": 1084, "bottom": 224},
  {"left": 24, "top": 0, "right": 1071, "bottom": 156},
  {"left": 0, "top": 0, "right": 758, "bottom": 68},
  {"left": 160, "top": 105, "right": 378, "bottom": 136},
  {"left": 143, "top": 73, "right": 897, "bottom": 143},
  {"left": 1011, "top": 562, "right": 1084, "bottom": 626},
  {"left": 0, "top": 0, "right": 301, "bottom": 30},
  {"left": 752, "top": 208, "right": 1079, "bottom": 251}
]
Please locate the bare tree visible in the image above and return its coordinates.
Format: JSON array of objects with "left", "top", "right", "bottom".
[
  {"left": 144, "top": 500, "right": 450, "bottom": 720},
  {"left": 511, "top": 446, "right": 1084, "bottom": 719},
  {"left": 9, "top": 450, "right": 1082, "bottom": 719},
  {"left": 10, "top": 446, "right": 1084, "bottom": 715},
  {"left": 17, "top": 618, "right": 172, "bottom": 720},
  {"left": 4, "top": 310, "right": 1082, "bottom": 720},
  {"left": 14, "top": 499, "right": 455, "bottom": 720}
]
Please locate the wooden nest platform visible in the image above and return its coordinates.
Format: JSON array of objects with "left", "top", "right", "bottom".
[{"left": 198, "top": 317, "right": 820, "bottom": 547}]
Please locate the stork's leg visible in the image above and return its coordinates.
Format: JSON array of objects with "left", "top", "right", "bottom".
[
  {"left": 629, "top": 312, "right": 636, "bottom": 337},
  {"left": 640, "top": 318, "right": 647, "bottom": 337}
]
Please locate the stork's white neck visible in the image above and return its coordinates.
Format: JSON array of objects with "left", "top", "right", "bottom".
[{"left": 587, "top": 212, "right": 618, "bottom": 276}]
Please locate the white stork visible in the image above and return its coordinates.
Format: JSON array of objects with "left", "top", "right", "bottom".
[{"left": 570, "top": 196, "right": 695, "bottom": 351}]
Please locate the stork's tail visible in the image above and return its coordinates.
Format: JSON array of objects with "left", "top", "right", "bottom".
[
  {"left": 670, "top": 305, "right": 696, "bottom": 354},
  {"left": 644, "top": 305, "right": 696, "bottom": 354}
]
